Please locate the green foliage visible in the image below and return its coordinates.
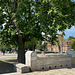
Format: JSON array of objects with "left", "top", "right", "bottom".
[
  {"left": 0, "top": 0, "right": 75, "bottom": 63},
  {"left": 68, "top": 36, "right": 75, "bottom": 40},
  {"left": 0, "top": 0, "right": 75, "bottom": 47},
  {"left": 71, "top": 39, "right": 75, "bottom": 50},
  {"left": 68, "top": 36, "right": 75, "bottom": 50},
  {"left": 36, "top": 40, "right": 46, "bottom": 51},
  {"left": 35, "top": 51, "right": 42, "bottom": 53},
  {"left": 36, "top": 43, "right": 45, "bottom": 51},
  {"left": 56, "top": 33, "right": 66, "bottom": 53},
  {"left": 0, "top": 45, "right": 11, "bottom": 52},
  {"left": 25, "top": 38, "right": 38, "bottom": 50},
  {"left": 35, "top": 51, "right": 65, "bottom": 54},
  {"left": 57, "top": 34, "right": 65, "bottom": 44}
]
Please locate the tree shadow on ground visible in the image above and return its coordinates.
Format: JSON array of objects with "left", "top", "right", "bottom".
[
  {"left": 5, "top": 59, "right": 17, "bottom": 63},
  {"left": 0, "top": 60, "right": 16, "bottom": 74}
]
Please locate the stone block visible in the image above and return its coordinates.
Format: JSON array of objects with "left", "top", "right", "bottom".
[
  {"left": 14, "top": 63, "right": 30, "bottom": 73},
  {"left": 26, "top": 51, "right": 37, "bottom": 71}
]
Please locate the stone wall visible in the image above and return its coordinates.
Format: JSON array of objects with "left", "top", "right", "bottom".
[
  {"left": 66, "top": 50, "right": 75, "bottom": 67},
  {"left": 36, "top": 55, "right": 71, "bottom": 70},
  {"left": 26, "top": 51, "right": 73, "bottom": 71},
  {"left": 72, "top": 57, "right": 75, "bottom": 67}
]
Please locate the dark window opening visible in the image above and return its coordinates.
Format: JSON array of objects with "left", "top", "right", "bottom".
[
  {"left": 55, "top": 66, "right": 57, "bottom": 68},
  {"left": 61, "top": 65, "right": 62, "bottom": 67},
  {"left": 42, "top": 67, "right": 44, "bottom": 70},
  {"left": 49, "top": 67, "right": 51, "bottom": 69}
]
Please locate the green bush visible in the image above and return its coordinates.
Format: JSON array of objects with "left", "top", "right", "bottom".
[
  {"left": 35, "top": 51, "right": 42, "bottom": 53},
  {"left": 35, "top": 51, "right": 59, "bottom": 53},
  {"left": 0, "top": 45, "right": 11, "bottom": 53},
  {"left": 35, "top": 51, "right": 66, "bottom": 54}
]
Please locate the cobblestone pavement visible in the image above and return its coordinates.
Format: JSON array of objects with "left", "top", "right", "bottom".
[{"left": 1, "top": 68, "right": 75, "bottom": 75}]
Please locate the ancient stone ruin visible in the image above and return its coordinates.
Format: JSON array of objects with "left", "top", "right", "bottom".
[{"left": 15, "top": 50, "right": 75, "bottom": 73}]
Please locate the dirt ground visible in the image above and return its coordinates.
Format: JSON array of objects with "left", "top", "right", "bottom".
[{"left": 1, "top": 68, "right": 75, "bottom": 75}]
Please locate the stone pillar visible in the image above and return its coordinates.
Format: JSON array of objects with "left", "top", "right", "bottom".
[{"left": 25, "top": 51, "right": 37, "bottom": 71}]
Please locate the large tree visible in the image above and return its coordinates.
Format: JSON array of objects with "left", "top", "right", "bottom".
[{"left": 0, "top": 0, "right": 75, "bottom": 64}]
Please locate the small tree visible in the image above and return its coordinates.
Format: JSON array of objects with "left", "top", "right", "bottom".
[
  {"left": 68, "top": 36, "right": 75, "bottom": 40},
  {"left": 0, "top": 44, "right": 11, "bottom": 55},
  {"left": 36, "top": 41, "right": 44, "bottom": 51},
  {"left": 25, "top": 38, "right": 38, "bottom": 51},
  {"left": 68, "top": 36, "right": 75, "bottom": 50},
  {"left": 71, "top": 39, "right": 75, "bottom": 50},
  {"left": 57, "top": 32, "right": 65, "bottom": 53}
]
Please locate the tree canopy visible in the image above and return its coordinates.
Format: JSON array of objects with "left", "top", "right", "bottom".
[
  {"left": 68, "top": 36, "right": 75, "bottom": 40},
  {"left": 0, "top": 0, "right": 75, "bottom": 63},
  {"left": 68, "top": 36, "right": 75, "bottom": 50}
]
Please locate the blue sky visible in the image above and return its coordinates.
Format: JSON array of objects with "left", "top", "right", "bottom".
[
  {"left": 64, "top": 26, "right": 75, "bottom": 39},
  {"left": 72, "top": 0, "right": 75, "bottom": 1},
  {"left": 58, "top": 26, "right": 75, "bottom": 39}
]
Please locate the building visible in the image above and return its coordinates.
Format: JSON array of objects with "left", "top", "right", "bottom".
[{"left": 46, "top": 34, "right": 71, "bottom": 52}]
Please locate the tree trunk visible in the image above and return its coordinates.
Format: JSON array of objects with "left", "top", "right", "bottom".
[
  {"left": 18, "top": 43, "right": 25, "bottom": 64},
  {"left": 32, "top": 45, "right": 35, "bottom": 51},
  {"left": 51, "top": 44, "right": 53, "bottom": 52},
  {"left": 13, "top": 0, "right": 26, "bottom": 64},
  {"left": 58, "top": 46, "right": 61, "bottom": 53},
  {"left": 18, "top": 35, "right": 25, "bottom": 64},
  {"left": 57, "top": 41, "right": 61, "bottom": 53}
]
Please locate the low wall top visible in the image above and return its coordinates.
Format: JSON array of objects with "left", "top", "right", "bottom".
[
  {"left": 25, "top": 51, "right": 73, "bottom": 71},
  {"left": 66, "top": 50, "right": 75, "bottom": 57},
  {"left": 26, "top": 51, "right": 37, "bottom": 58}
]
